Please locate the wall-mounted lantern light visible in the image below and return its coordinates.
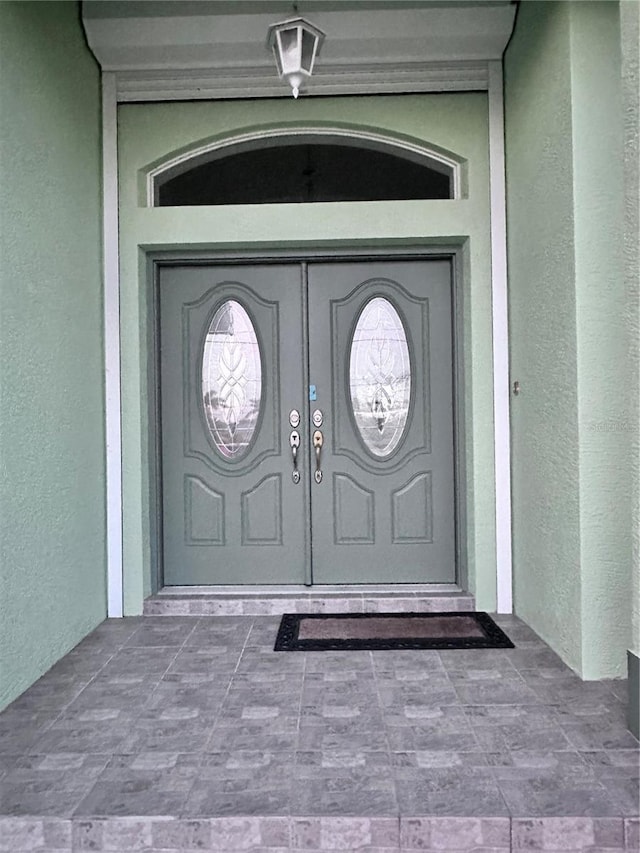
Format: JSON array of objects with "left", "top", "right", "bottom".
[{"left": 267, "top": 16, "right": 325, "bottom": 99}]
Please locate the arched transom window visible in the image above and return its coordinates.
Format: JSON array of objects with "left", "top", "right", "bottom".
[{"left": 149, "top": 130, "right": 460, "bottom": 206}]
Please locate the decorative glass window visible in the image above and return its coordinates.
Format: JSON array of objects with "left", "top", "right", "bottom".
[
  {"left": 202, "top": 300, "right": 262, "bottom": 459},
  {"left": 349, "top": 297, "right": 412, "bottom": 457}
]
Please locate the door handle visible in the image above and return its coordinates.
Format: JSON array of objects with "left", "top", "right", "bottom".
[
  {"left": 290, "top": 430, "right": 301, "bottom": 484},
  {"left": 313, "top": 429, "right": 323, "bottom": 484}
]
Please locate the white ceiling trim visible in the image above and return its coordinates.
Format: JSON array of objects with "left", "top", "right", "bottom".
[
  {"left": 82, "top": 1, "right": 516, "bottom": 101},
  {"left": 116, "top": 60, "right": 490, "bottom": 102}
]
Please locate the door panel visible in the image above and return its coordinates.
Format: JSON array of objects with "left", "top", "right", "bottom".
[
  {"left": 307, "top": 260, "right": 455, "bottom": 583},
  {"left": 160, "top": 265, "right": 308, "bottom": 584}
]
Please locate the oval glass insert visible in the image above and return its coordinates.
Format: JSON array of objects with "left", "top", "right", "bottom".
[
  {"left": 349, "top": 297, "right": 412, "bottom": 457},
  {"left": 202, "top": 300, "right": 262, "bottom": 459}
]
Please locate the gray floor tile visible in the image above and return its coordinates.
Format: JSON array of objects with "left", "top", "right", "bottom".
[
  {"left": 304, "top": 651, "right": 374, "bottom": 673},
  {"left": 498, "top": 779, "right": 623, "bottom": 817},
  {"left": 493, "top": 764, "right": 625, "bottom": 817},
  {"left": 394, "top": 769, "right": 509, "bottom": 816},
  {"left": 391, "top": 750, "right": 489, "bottom": 768},
  {"left": 30, "top": 725, "right": 128, "bottom": 755},
  {"left": 164, "top": 647, "right": 242, "bottom": 675},
  {"left": 599, "top": 776, "right": 640, "bottom": 817},
  {"left": 472, "top": 722, "right": 574, "bottom": 752},
  {"left": 561, "top": 722, "right": 640, "bottom": 751},
  {"left": 0, "top": 712, "right": 56, "bottom": 755},
  {"left": 203, "top": 750, "right": 296, "bottom": 772},
  {"left": 485, "top": 749, "right": 586, "bottom": 768},
  {"left": 73, "top": 753, "right": 200, "bottom": 818},
  {"left": 0, "top": 753, "right": 109, "bottom": 817},
  {"left": 297, "top": 723, "right": 389, "bottom": 753},
  {"left": 371, "top": 650, "right": 445, "bottom": 674},
  {"left": 206, "top": 727, "right": 299, "bottom": 753},
  {"left": 463, "top": 702, "right": 562, "bottom": 728},
  {"left": 145, "top": 681, "right": 229, "bottom": 714},
  {"left": 603, "top": 677, "right": 631, "bottom": 704},
  {"left": 383, "top": 704, "right": 470, "bottom": 733},
  {"left": 291, "top": 768, "right": 398, "bottom": 816},
  {"left": 118, "top": 715, "right": 216, "bottom": 753},
  {"left": 376, "top": 675, "right": 459, "bottom": 709},
  {"left": 183, "top": 752, "right": 295, "bottom": 816},
  {"left": 42, "top": 652, "right": 112, "bottom": 680},
  {"left": 387, "top": 727, "right": 481, "bottom": 753},
  {"left": 182, "top": 783, "right": 293, "bottom": 816},
  {"left": 231, "top": 670, "right": 305, "bottom": 690},
  {"left": 3, "top": 681, "right": 88, "bottom": 715},
  {"left": 97, "top": 649, "right": 177, "bottom": 681},
  {"left": 63, "top": 678, "right": 156, "bottom": 712},
  {"left": 506, "top": 647, "right": 573, "bottom": 671},
  {"left": 579, "top": 749, "right": 640, "bottom": 771},
  {"left": 438, "top": 650, "right": 520, "bottom": 671},
  {"left": 0, "top": 786, "right": 83, "bottom": 819},
  {"left": 296, "top": 750, "right": 391, "bottom": 770},
  {"left": 452, "top": 680, "right": 540, "bottom": 705},
  {"left": 0, "top": 612, "right": 637, "bottom": 825}
]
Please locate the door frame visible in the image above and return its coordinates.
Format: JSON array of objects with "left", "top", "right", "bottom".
[
  {"left": 103, "top": 68, "right": 513, "bottom": 617},
  {"left": 147, "top": 246, "right": 468, "bottom": 593}
]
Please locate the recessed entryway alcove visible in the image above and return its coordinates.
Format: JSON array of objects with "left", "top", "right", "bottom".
[{"left": 117, "top": 95, "right": 495, "bottom": 615}]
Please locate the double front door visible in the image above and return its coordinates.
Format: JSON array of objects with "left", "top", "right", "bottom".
[{"left": 159, "top": 259, "right": 456, "bottom": 585}]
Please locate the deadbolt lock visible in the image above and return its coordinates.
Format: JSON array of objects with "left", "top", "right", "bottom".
[{"left": 289, "top": 409, "right": 301, "bottom": 428}]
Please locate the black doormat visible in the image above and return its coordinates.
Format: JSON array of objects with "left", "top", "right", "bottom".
[{"left": 274, "top": 611, "right": 514, "bottom": 651}]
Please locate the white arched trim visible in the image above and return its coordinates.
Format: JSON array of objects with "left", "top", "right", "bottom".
[{"left": 145, "top": 126, "right": 464, "bottom": 206}]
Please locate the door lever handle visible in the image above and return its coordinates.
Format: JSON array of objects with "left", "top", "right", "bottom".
[
  {"left": 313, "top": 429, "right": 323, "bottom": 484},
  {"left": 290, "top": 430, "right": 300, "bottom": 484}
]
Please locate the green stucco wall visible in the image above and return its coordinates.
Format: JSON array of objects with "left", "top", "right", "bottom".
[
  {"left": 0, "top": 3, "right": 106, "bottom": 709},
  {"left": 620, "top": 0, "right": 640, "bottom": 734},
  {"left": 505, "top": 0, "right": 631, "bottom": 679},
  {"left": 571, "top": 0, "right": 627, "bottom": 680},
  {"left": 621, "top": 0, "right": 639, "bottom": 654},
  {"left": 117, "top": 94, "right": 495, "bottom": 613}
]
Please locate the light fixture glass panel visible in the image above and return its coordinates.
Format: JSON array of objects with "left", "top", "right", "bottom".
[
  {"left": 300, "top": 28, "right": 316, "bottom": 73},
  {"left": 202, "top": 300, "right": 262, "bottom": 459},
  {"left": 349, "top": 297, "right": 412, "bottom": 457},
  {"left": 277, "top": 26, "right": 300, "bottom": 73}
]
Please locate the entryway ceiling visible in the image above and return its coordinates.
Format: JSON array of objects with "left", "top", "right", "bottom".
[{"left": 82, "top": 0, "right": 517, "bottom": 100}]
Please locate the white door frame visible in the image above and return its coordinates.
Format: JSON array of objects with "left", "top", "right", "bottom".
[
  {"left": 488, "top": 60, "right": 513, "bottom": 614},
  {"left": 102, "top": 65, "right": 513, "bottom": 616},
  {"left": 103, "top": 72, "right": 123, "bottom": 618}
]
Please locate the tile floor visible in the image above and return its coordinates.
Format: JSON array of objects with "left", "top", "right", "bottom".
[{"left": 0, "top": 613, "right": 637, "bottom": 851}]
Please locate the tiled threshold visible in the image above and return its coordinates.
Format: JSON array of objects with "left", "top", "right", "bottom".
[
  {"left": 0, "top": 815, "right": 638, "bottom": 852},
  {"left": 144, "top": 584, "right": 475, "bottom": 616}
]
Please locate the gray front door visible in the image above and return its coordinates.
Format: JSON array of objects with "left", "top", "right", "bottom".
[
  {"left": 159, "top": 259, "right": 456, "bottom": 585},
  {"left": 308, "top": 260, "right": 455, "bottom": 583}
]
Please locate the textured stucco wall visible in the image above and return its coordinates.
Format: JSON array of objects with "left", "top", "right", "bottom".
[
  {"left": 505, "top": 1, "right": 582, "bottom": 674},
  {"left": 571, "top": 1, "right": 629, "bottom": 680},
  {"left": 620, "top": 0, "right": 639, "bottom": 664},
  {"left": 0, "top": 3, "right": 106, "bottom": 709},
  {"left": 506, "top": 0, "right": 632, "bottom": 679},
  {"left": 117, "top": 94, "right": 494, "bottom": 613}
]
